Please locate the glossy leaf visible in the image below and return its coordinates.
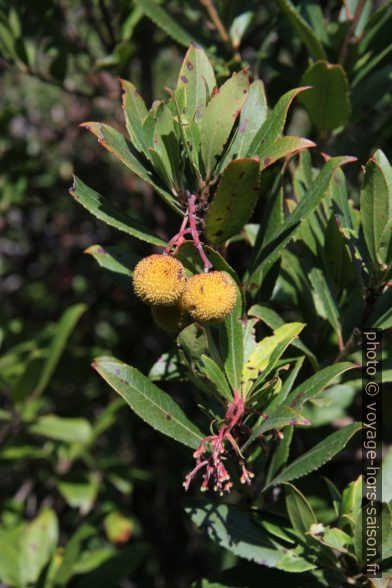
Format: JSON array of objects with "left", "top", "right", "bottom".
[
  {"left": 275, "top": 0, "right": 327, "bottom": 59},
  {"left": 28, "top": 415, "right": 93, "bottom": 444},
  {"left": 205, "top": 158, "right": 260, "bottom": 245},
  {"left": 93, "top": 356, "right": 204, "bottom": 448},
  {"left": 84, "top": 244, "right": 135, "bottom": 286},
  {"left": 265, "top": 423, "right": 362, "bottom": 488},
  {"left": 200, "top": 354, "right": 232, "bottom": 402},
  {"left": 200, "top": 70, "right": 249, "bottom": 178},
  {"left": 136, "top": 0, "right": 194, "bottom": 46},
  {"left": 80, "top": 122, "right": 179, "bottom": 211},
  {"left": 242, "top": 322, "right": 304, "bottom": 396},
  {"left": 176, "top": 43, "right": 216, "bottom": 121},
  {"left": 34, "top": 303, "right": 86, "bottom": 396},
  {"left": 70, "top": 176, "right": 165, "bottom": 245},
  {"left": 120, "top": 79, "right": 149, "bottom": 156},
  {"left": 308, "top": 267, "right": 342, "bottom": 345},
  {"left": 360, "top": 150, "right": 392, "bottom": 268},
  {"left": 219, "top": 288, "right": 244, "bottom": 392},
  {"left": 218, "top": 80, "right": 268, "bottom": 170},
  {"left": 259, "top": 136, "right": 315, "bottom": 171},
  {"left": 247, "top": 156, "right": 356, "bottom": 283},
  {"left": 266, "top": 426, "right": 294, "bottom": 485},
  {"left": 285, "top": 483, "right": 317, "bottom": 535},
  {"left": 185, "top": 500, "right": 283, "bottom": 566},
  {"left": 300, "top": 61, "right": 350, "bottom": 132}
]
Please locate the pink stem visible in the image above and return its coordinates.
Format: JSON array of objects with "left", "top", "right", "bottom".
[{"left": 187, "top": 194, "right": 213, "bottom": 272}]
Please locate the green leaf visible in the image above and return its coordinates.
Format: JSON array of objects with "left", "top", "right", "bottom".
[
  {"left": 20, "top": 509, "right": 59, "bottom": 586},
  {"left": 185, "top": 500, "right": 283, "bottom": 566},
  {"left": 219, "top": 289, "right": 244, "bottom": 392},
  {"left": 177, "top": 241, "right": 240, "bottom": 286},
  {"left": 34, "top": 303, "right": 86, "bottom": 396},
  {"left": 243, "top": 406, "right": 310, "bottom": 452},
  {"left": 380, "top": 446, "right": 392, "bottom": 504},
  {"left": 0, "top": 526, "right": 23, "bottom": 586},
  {"left": 218, "top": 80, "right": 268, "bottom": 170},
  {"left": 84, "top": 244, "right": 135, "bottom": 286},
  {"left": 80, "top": 122, "right": 180, "bottom": 212},
  {"left": 70, "top": 176, "right": 165, "bottom": 245},
  {"left": 242, "top": 322, "right": 304, "bottom": 396},
  {"left": 360, "top": 151, "right": 392, "bottom": 269},
  {"left": 340, "top": 475, "right": 363, "bottom": 531},
  {"left": 176, "top": 43, "right": 216, "bottom": 121},
  {"left": 265, "top": 423, "right": 362, "bottom": 489},
  {"left": 205, "top": 158, "right": 260, "bottom": 245},
  {"left": 249, "top": 304, "right": 318, "bottom": 370},
  {"left": 247, "top": 156, "right": 356, "bottom": 283},
  {"left": 93, "top": 356, "right": 204, "bottom": 448},
  {"left": 300, "top": 61, "right": 350, "bottom": 132},
  {"left": 120, "top": 79, "right": 149, "bottom": 156},
  {"left": 151, "top": 102, "right": 181, "bottom": 189},
  {"left": 308, "top": 267, "right": 342, "bottom": 345},
  {"left": 275, "top": 0, "right": 327, "bottom": 60},
  {"left": 58, "top": 474, "right": 99, "bottom": 515},
  {"left": 136, "top": 0, "right": 194, "bottom": 46},
  {"left": 247, "top": 87, "right": 310, "bottom": 158},
  {"left": 200, "top": 70, "right": 249, "bottom": 178},
  {"left": 285, "top": 483, "right": 317, "bottom": 535},
  {"left": 266, "top": 426, "right": 294, "bottom": 485},
  {"left": 28, "top": 415, "right": 93, "bottom": 444},
  {"left": 229, "top": 12, "right": 253, "bottom": 48},
  {"left": 259, "top": 136, "right": 315, "bottom": 171},
  {"left": 200, "top": 354, "right": 232, "bottom": 402},
  {"left": 53, "top": 524, "right": 97, "bottom": 586},
  {"left": 286, "top": 362, "right": 355, "bottom": 411},
  {"left": 177, "top": 323, "right": 208, "bottom": 360}
]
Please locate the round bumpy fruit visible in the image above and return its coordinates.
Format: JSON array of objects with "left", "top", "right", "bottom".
[
  {"left": 151, "top": 302, "right": 190, "bottom": 333},
  {"left": 132, "top": 254, "right": 186, "bottom": 306},
  {"left": 182, "top": 271, "right": 237, "bottom": 323}
]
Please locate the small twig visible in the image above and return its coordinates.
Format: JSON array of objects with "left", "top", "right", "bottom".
[
  {"left": 199, "top": 0, "right": 241, "bottom": 61},
  {"left": 338, "top": 0, "right": 366, "bottom": 65},
  {"left": 187, "top": 194, "right": 213, "bottom": 272}
]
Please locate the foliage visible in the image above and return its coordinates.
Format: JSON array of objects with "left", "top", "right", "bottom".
[{"left": 0, "top": 1, "right": 391, "bottom": 587}]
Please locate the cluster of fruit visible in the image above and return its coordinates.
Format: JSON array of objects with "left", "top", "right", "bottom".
[{"left": 132, "top": 254, "right": 237, "bottom": 332}]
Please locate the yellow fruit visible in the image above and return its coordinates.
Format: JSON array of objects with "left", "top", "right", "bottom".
[
  {"left": 132, "top": 254, "right": 186, "bottom": 306},
  {"left": 151, "top": 302, "right": 190, "bottom": 333},
  {"left": 182, "top": 271, "right": 237, "bottom": 322}
]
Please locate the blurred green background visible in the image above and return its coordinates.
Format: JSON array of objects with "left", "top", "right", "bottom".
[{"left": 0, "top": 1, "right": 391, "bottom": 586}]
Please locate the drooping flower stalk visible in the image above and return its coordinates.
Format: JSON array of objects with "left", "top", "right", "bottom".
[{"left": 183, "top": 390, "right": 254, "bottom": 494}]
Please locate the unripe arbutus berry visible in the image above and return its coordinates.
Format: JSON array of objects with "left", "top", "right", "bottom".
[
  {"left": 151, "top": 301, "right": 190, "bottom": 333},
  {"left": 182, "top": 271, "right": 237, "bottom": 322},
  {"left": 132, "top": 254, "right": 186, "bottom": 306}
]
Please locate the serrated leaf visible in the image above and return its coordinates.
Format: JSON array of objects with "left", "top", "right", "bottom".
[
  {"left": 242, "top": 322, "right": 304, "bottom": 396},
  {"left": 136, "top": 0, "right": 195, "bottom": 46},
  {"left": 120, "top": 79, "right": 149, "bottom": 156},
  {"left": 70, "top": 176, "right": 165, "bottom": 245},
  {"left": 93, "top": 356, "right": 204, "bottom": 448},
  {"left": 219, "top": 288, "right": 244, "bottom": 392},
  {"left": 275, "top": 0, "right": 327, "bottom": 60},
  {"left": 266, "top": 426, "right": 294, "bottom": 485},
  {"left": 308, "top": 267, "right": 342, "bottom": 345},
  {"left": 286, "top": 362, "right": 355, "bottom": 411},
  {"left": 200, "top": 70, "right": 249, "bottom": 178},
  {"left": 247, "top": 156, "right": 356, "bottom": 283},
  {"left": 176, "top": 43, "right": 216, "bottom": 121},
  {"left": 205, "top": 158, "right": 260, "bottom": 245},
  {"left": 84, "top": 244, "right": 135, "bottom": 286},
  {"left": 184, "top": 500, "right": 283, "bottom": 566},
  {"left": 200, "top": 354, "right": 232, "bottom": 402},
  {"left": 300, "top": 61, "right": 350, "bottom": 132},
  {"left": 28, "top": 416, "right": 93, "bottom": 444},
  {"left": 246, "top": 87, "right": 310, "bottom": 158},
  {"left": 249, "top": 304, "right": 318, "bottom": 369},
  {"left": 34, "top": 303, "right": 86, "bottom": 396},
  {"left": 285, "top": 483, "right": 317, "bottom": 535},
  {"left": 80, "top": 122, "right": 180, "bottom": 211},
  {"left": 260, "top": 136, "right": 315, "bottom": 170},
  {"left": 265, "top": 423, "right": 362, "bottom": 488},
  {"left": 218, "top": 80, "right": 268, "bottom": 170},
  {"left": 360, "top": 151, "right": 392, "bottom": 269}
]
